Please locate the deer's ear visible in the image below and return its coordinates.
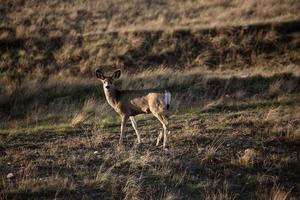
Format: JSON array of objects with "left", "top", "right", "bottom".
[
  {"left": 112, "top": 69, "right": 121, "bottom": 79},
  {"left": 95, "top": 69, "right": 105, "bottom": 80}
]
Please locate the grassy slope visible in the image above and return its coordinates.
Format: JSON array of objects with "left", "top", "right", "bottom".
[
  {"left": 1, "top": 96, "right": 300, "bottom": 199},
  {"left": 1, "top": 19, "right": 300, "bottom": 77},
  {"left": 1, "top": 69, "right": 300, "bottom": 199},
  {"left": 1, "top": 0, "right": 300, "bottom": 36},
  {"left": 1, "top": 0, "right": 300, "bottom": 199},
  {"left": 0, "top": 0, "right": 300, "bottom": 84}
]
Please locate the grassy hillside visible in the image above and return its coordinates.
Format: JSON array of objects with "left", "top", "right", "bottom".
[
  {"left": 1, "top": 20, "right": 300, "bottom": 98},
  {"left": 1, "top": 96, "right": 300, "bottom": 199},
  {"left": 1, "top": 0, "right": 300, "bottom": 37},
  {"left": 1, "top": 0, "right": 300, "bottom": 199},
  {"left": 1, "top": 0, "right": 300, "bottom": 90},
  {"left": 1, "top": 68, "right": 300, "bottom": 199}
]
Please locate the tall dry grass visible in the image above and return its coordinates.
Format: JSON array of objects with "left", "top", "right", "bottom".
[
  {"left": 1, "top": 66, "right": 300, "bottom": 129},
  {"left": 1, "top": 0, "right": 299, "bottom": 38}
]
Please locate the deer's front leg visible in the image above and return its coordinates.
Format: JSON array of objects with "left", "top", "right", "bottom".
[
  {"left": 119, "top": 115, "right": 128, "bottom": 144},
  {"left": 130, "top": 116, "right": 141, "bottom": 144}
]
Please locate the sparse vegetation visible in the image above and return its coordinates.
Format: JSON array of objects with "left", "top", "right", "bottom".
[{"left": 1, "top": 0, "right": 300, "bottom": 199}]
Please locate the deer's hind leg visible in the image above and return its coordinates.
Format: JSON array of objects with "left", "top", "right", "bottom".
[
  {"left": 156, "top": 130, "right": 163, "bottom": 146},
  {"left": 154, "top": 113, "right": 168, "bottom": 148},
  {"left": 161, "top": 115, "right": 170, "bottom": 135}
]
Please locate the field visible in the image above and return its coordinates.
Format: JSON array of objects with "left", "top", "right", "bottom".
[{"left": 1, "top": 0, "right": 300, "bottom": 199}]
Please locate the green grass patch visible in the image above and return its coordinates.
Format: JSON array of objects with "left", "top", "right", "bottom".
[
  {"left": 99, "top": 116, "right": 120, "bottom": 128},
  {"left": 0, "top": 123, "right": 75, "bottom": 137}
]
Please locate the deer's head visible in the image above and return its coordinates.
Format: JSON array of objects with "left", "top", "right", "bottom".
[{"left": 95, "top": 69, "right": 121, "bottom": 90}]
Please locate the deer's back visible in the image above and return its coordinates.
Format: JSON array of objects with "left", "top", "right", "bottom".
[{"left": 117, "top": 89, "right": 168, "bottom": 116}]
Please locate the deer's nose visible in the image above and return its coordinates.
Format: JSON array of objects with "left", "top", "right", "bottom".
[{"left": 105, "top": 86, "right": 110, "bottom": 89}]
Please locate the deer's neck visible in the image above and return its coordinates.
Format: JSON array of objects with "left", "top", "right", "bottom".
[{"left": 103, "top": 87, "right": 120, "bottom": 107}]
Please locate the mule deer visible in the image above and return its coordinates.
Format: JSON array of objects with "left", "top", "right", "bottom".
[{"left": 95, "top": 69, "right": 171, "bottom": 148}]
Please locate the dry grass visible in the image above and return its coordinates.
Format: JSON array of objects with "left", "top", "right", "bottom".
[
  {"left": 233, "top": 148, "right": 260, "bottom": 167},
  {"left": 257, "top": 182, "right": 292, "bottom": 200},
  {"left": 0, "top": 1, "right": 300, "bottom": 199},
  {"left": 203, "top": 181, "right": 236, "bottom": 200},
  {"left": 0, "top": 0, "right": 300, "bottom": 88},
  {"left": 1, "top": 0, "right": 299, "bottom": 37},
  {"left": 1, "top": 67, "right": 299, "bottom": 130},
  {"left": 201, "top": 135, "right": 225, "bottom": 163},
  {"left": 0, "top": 59, "right": 297, "bottom": 200},
  {"left": 1, "top": 92, "right": 300, "bottom": 199},
  {"left": 71, "top": 97, "right": 98, "bottom": 126}
]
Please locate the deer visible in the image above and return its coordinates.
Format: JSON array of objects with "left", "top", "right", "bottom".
[{"left": 95, "top": 69, "right": 171, "bottom": 148}]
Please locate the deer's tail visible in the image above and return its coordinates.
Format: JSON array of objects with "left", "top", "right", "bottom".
[{"left": 164, "top": 90, "right": 171, "bottom": 110}]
